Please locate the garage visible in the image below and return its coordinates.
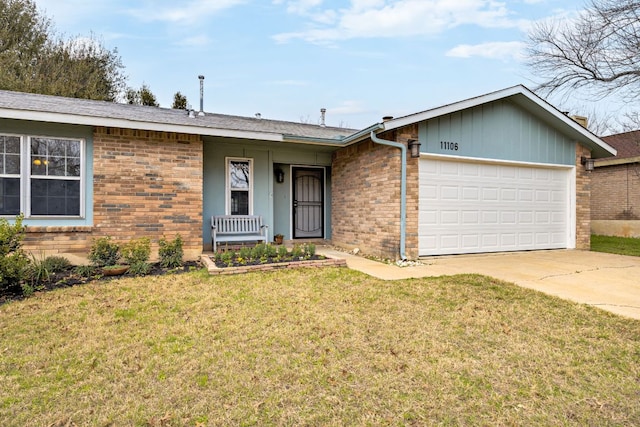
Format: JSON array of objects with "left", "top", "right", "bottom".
[{"left": 419, "top": 156, "right": 573, "bottom": 256}]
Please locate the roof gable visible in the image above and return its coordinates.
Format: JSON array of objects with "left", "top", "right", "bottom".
[{"left": 382, "top": 85, "right": 616, "bottom": 158}]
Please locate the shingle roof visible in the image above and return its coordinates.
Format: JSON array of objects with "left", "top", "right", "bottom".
[
  {"left": 0, "top": 90, "right": 357, "bottom": 141},
  {"left": 602, "top": 131, "right": 640, "bottom": 159}
]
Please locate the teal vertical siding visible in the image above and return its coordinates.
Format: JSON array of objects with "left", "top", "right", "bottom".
[
  {"left": 419, "top": 100, "right": 575, "bottom": 165},
  {"left": 202, "top": 138, "right": 333, "bottom": 246}
]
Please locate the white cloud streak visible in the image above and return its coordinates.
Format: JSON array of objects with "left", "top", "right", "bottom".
[
  {"left": 446, "top": 41, "right": 526, "bottom": 60},
  {"left": 127, "top": 0, "right": 247, "bottom": 25},
  {"left": 273, "top": 0, "right": 529, "bottom": 44}
]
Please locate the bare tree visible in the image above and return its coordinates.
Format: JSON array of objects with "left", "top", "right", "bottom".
[{"left": 527, "top": 0, "right": 640, "bottom": 101}]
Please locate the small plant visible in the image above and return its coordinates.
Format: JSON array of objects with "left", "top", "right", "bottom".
[
  {"left": 43, "top": 256, "right": 71, "bottom": 273},
  {"left": 128, "top": 261, "right": 151, "bottom": 276},
  {"left": 266, "top": 244, "right": 278, "bottom": 258},
  {"left": 291, "top": 244, "right": 304, "bottom": 259},
  {"left": 251, "top": 243, "right": 268, "bottom": 259},
  {"left": 73, "top": 265, "right": 96, "bottom": 278},
  {"left": 277, "top": 245, "right": 288, "bottom": 258},
  {"left": 239, "top": 246, "right": 252, "bottom": 261},
  {"left": 89, "top": 237, "right": 120, "bottom": 267},
  {"left": 303, "top": 243, "right": 316, "bottom": 259},
  {"left": 0, "top": 214, "right": 30, "bottom": 295},
  {"left": 27, "top": 253, "right": 51, "bottom": 287},
  {"left": 159, "top": 234, "right": 183, "bottom": 269}
]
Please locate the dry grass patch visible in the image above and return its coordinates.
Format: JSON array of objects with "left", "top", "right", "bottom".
[{"left": 1, "top": 268, "right": 639, "bottom": 426}]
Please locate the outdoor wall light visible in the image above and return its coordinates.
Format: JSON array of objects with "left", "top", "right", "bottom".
[
  {"left": 581, "top": 156, "right": 595, "bottom": 172},
  {"left": 408, "top": 139, "right": 421, "bottom": 158},
  {"left": 275, "top": 168, "right": 285, "bottom": 183}
]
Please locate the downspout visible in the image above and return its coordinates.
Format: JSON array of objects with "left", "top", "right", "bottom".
[{"left": 370, "top": 131, "right": 407, "bottom": 260}]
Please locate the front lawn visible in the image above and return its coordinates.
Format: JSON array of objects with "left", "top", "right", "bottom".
[
  {"left": 591, "top": 234, "right": 640, "bottom": 256},
  {"left": 1, "top": 268, "right": 639, "bottom": 426}
]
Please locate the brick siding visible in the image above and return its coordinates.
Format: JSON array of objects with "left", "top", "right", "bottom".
[
  {"left": 23, "top": 127, "right": 204, "bottom": 261},
  {"left": 591, "top": 162, "right": 640, "bottom": 220},
  {"left": 575, "top": 143, "right": 592, "bottom": 249},
  {"left": 331, "top": 126, "right": 419, "bottom": 260}
]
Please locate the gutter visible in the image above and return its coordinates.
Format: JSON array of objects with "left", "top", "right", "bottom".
[{"left": 369, "top": 130, "right": 407, "bottom": 260}]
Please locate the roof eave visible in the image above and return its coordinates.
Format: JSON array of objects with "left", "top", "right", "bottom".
[{"left": 0, "top": 107, "right": 284, "bottom": 142}]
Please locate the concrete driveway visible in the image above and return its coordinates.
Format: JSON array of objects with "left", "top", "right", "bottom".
[{"left": 319, "top": 249, "right": 640, "bottom": 320}]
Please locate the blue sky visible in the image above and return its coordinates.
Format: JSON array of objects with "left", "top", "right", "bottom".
[{"left": 33, "top": 0, "right": 588, "bottom": 129}]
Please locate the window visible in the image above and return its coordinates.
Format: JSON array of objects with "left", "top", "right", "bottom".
[
  {"left": 0, "top": 136, "right": 21, "bottom": 216},
  {"left": 226, "top": 158, "right": 252, "bottom": 215},
  {"left": 0, "top": 134, "right": 84, "bottom": 218}
]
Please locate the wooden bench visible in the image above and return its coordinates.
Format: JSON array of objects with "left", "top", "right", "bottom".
[{"left": 211, "top": 215, "right": 269, "bottom": 252}]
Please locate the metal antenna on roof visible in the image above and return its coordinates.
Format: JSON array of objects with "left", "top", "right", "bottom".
[{"left": 198, "top": 75, "right": 205, "bottom": 117}]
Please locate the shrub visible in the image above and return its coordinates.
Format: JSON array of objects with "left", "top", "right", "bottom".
[
  {"left": 158, "top": 234, "right": 183, "bottom": 268},
  {"left": 121, "top": 237, "right": 151, "bottom": 275},
  {"left": 121, "top": 237, "right": 151, "bottom": 265},
  {"left": 0, "top": 214, "right": 30, "bottom": 294},
  {"left": 89, "top": 237, "right": 120, "bottom": 267}
]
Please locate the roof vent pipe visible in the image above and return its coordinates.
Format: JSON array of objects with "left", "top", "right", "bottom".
[
  {"left": 320, "top": 108, "right": 326, "bottom": 127},
  {"left": 198, "top": 75, "right": 205, "bottom": 116},
  {"left": 255, "top": 113, "right": 262, "bottom": 120},
  {"left": 382, "top": 115, "right": 393, "bottom": 122}
]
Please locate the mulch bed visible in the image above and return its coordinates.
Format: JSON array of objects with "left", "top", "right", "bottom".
[{"left": 0, "top": 261, "right": 201, "bottom": 306}]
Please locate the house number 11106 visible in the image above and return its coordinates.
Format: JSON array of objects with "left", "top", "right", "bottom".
[{"left": 440, "top": 141, "right": 459, "bottom": 151}]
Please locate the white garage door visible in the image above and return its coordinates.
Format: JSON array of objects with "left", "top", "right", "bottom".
[{"left": 419, "top": 158, "right": 572, "bottom": 256}]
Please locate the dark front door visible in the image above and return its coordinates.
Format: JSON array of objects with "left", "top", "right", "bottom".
[{"left": 293, "top": 168, "right": 324, "bottom": 238}]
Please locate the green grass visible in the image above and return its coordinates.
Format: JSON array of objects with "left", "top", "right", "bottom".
[
  {"left": 1, "top": 268, "right": 639, "bottom": 426},
  {"left": 591, "top": 234, "right": 640, "bottom": 256}
]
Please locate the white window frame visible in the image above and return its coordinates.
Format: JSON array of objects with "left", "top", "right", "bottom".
[
  {"left": 0, "top": 133, "right": 85, "bottom": 219},
  {"left": 225, "top": 157, "right": 253, "bottom": 215}
]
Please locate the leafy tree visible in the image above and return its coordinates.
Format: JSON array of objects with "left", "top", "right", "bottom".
[
  {"left": 126, "top": 83, "right": 159, "bottom": 107},
  {"left": 0, "top": 0, "right": 127, "bottom": 101},
  {"left": 527, "top": 0, "right": 640, "bottom": 101},
  {"left": 172, "top": 91, "right": 188, "bottom": 109}
]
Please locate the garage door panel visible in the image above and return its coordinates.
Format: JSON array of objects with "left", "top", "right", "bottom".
[{"left": 419, "top": 158, "right": 571, "bottom": 256}]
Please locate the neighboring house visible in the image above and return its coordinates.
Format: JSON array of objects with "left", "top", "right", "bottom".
[
  {"left": 591, "top": 130, "right": 640, "bottom": 237},
  {"left": 0, "top": 85, "right": 615, "bottom": 261}
]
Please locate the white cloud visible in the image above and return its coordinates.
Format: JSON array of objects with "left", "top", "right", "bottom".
[
  {"left": 274, "top": 0, "right": 527, "bottom": 44},
  {"left": 127, "top": 0, "right": 246, "bottom": 25},
  {"left": 446, "top": 41, "right": 526, "bottom": 60}
]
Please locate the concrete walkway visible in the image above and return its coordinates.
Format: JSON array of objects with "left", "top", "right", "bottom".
[{"left": 317, "top": 248, "right": 640, "bottom": 320}]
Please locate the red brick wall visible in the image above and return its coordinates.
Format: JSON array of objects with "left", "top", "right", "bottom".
[
  {"left": 591, "top": 163, "right": 640, "bottom": 220},
  {"left": 23, "top": 127, "right": 204, "bottom": 261},
  {"left": 331, "top": 126, "right": 419, "bottom": 260}
]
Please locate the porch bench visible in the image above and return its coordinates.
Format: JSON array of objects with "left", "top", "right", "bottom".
[{"left": 211, "top": 215, "right": 269, "bottom": 252}]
